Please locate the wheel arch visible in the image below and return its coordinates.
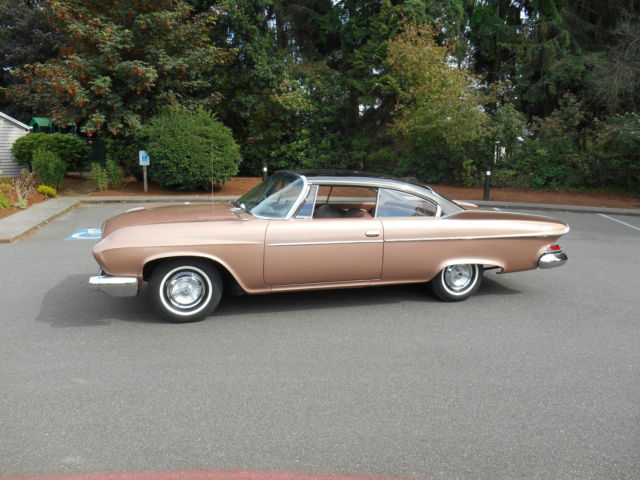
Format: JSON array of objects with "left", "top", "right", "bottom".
[
  {"left": 429, "top": 258, "right": 504, "bottom": 281},
  {"left": 142, "top": 254, "right": 244, "bottom": 293}
]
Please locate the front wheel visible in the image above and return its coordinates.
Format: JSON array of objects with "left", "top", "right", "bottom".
[
  {"left": 150, "top": 260, "right": 222, "bottom": 322},
  {"left": 431, "top": 264, "right": 483, "bottom": 301}
]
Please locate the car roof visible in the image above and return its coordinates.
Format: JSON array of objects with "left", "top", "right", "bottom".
[{"left": 279, "top": 169, "right": 435, "bottom": 193}]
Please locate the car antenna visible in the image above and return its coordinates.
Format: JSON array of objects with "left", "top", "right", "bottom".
[{"left": 210, "top": 143, "right": 214, "bottom": 201}]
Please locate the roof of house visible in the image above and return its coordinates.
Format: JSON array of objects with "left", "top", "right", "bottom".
[{"left": 0, "top": 111, "right": 32, "bottom": 131}]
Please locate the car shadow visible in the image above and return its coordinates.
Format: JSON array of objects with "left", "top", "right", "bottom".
[
  {"left": 216, "top": 276, "right": 521, "bottom": 317},
  {"left": 216, "top": 283, "right": 432, "bottom": 317},
  {"left": 476, "top": 276, "right": 522, "bottom": 297},
  {"left": 36, "top": 274, "right": 160, "bottom": 327},
  {"left": 37, "top": 274, "right": 521, "bottom": 327}
]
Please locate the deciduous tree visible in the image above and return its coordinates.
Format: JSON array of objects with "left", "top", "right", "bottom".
[{"left": 387, "top": 22, "right": 488, "bottom": 165}]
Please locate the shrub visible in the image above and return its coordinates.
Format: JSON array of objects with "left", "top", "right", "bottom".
[
  {"left": 587, "top": 113, "right": 640, "bottom": 193},
  {"left": 91, "top": 163, "right": 109, "bottom": 190},
  {"left": 11, "top": 133, "right": 45, "bottom": 165},
  {"left": 492, "top": 95, "right": 589, "bottom": 190},
  {"left": 46, "top": 133, "right": 91, "bottom": 172},
  {"left": 138, "top": 106, "right": 241, "bottom": 191},
  {"left": 32, "top": 148, "right": 67, "bottom": 189},
  {"left": 0, "top": 192, "right": 8, "bottom": 209},
  {"left": 104, "top": 137, "right": 143, "bottom": 180},
  {"left": 11, "top": 133, "right": 90, "bottom": 171},
  {"left": 38, "top": 185, "right": 57, "bottom": 197},
  {"left": 105, "top": 156, "right": 123, "bottom": 189}
]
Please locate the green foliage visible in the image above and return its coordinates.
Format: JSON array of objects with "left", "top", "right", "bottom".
[
  {"left": 11, "top": 133, "right": 48, "bottom": 165},
  {"left": 0, "top": 0, "right": 60, "bottom": 120},
  {"left": 45, "top": 134, "right": 90, "bottom": 172},
  {"left": 37, "top": 185, "right": 57, "bottom": 197},
  {"left": 386, "top": 21, "right": 489, "bottom": 183},
  {"left": 489, "top": 96, "right": 640, "bottom": 193},
  {"left": 7, "top": 0, "right": 229, "bottom": 138},
  {"left": 489, "top": 95, "right": 586, "bottom": 189},
  {"left": 138, "top": 106, "right": 241, "bottom": 191},
  {"left": 11, "top": 133, "right": 89, "bottom": 171},
  {"left": 105, "top": 156, "right": 123, "bottom": 189},
  {"left": 587, "top": 113, "right": 640, "bottom": 193},
  {"left": 91, "top": 163, "right": 109, "bottom": 191},
  {"left": 32, "top": 148, "right": 66, "bottom": 189},
  {"left": 3, "top": 0, "right": 640, "bottom": 192},
  {"left": 0, "top": 192, "right": 8, "bottom": 209},
  {"left": 104, "top": 138, "right": 142, "bottom": 180}
]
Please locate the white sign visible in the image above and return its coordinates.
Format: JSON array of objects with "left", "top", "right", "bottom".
[{"left": 139, "top": 150, "right": 150, "bottom": 166}]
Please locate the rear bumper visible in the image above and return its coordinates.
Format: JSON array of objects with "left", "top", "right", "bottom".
[
  {"left": 89, "top": 274, "right": 139, "bottom": 297},
  {"left": 538, "top": 251, "right": 568, "bottom": 269}
]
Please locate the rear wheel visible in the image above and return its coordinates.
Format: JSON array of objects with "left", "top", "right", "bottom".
[
  {"left": 431, "top": 264, "right": 482, "bottom": 301},
  {"left": 150, "top": 260, "right": 222, "bottom": 322}
]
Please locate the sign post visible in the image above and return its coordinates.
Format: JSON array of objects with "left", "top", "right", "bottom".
[{"left": 139, "top": 150, "right": 150, "bottom": 193}]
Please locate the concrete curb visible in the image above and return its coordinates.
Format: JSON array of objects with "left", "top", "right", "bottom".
[{"left": 1, "top": 194, "right": 639, "bottom": 244}]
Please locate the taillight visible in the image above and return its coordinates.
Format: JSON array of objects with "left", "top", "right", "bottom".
[{"left": 546, "top": 244, "right": 563, "bottom": 253}]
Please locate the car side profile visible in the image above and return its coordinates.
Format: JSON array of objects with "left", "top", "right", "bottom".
[{"left": 89, "top": 170, "right": 569, "bottom": 322}]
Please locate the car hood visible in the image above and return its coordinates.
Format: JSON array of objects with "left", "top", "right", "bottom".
[{"left": 101, "top": 202, "right": 242, "bottom": 238}]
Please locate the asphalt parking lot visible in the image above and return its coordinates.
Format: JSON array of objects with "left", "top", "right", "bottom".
[{"left": 1, "top": 203, "right": 639, "bottom": 480}]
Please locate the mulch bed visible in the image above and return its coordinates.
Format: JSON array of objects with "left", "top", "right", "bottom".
[
  {"left": 0, "top": 175, "right": 85, "bottom": 221},
  {"left": 1, "top": 175, "right": 639, "bottom": 223}
]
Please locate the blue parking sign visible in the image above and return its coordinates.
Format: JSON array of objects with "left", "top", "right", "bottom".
[{"left": 139, "top": 150, "right": 150, "bottom": 166}]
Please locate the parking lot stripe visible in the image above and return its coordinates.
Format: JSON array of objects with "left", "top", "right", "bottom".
[{"left": 597, "top": 213, "right": 640, "bottom": 231}]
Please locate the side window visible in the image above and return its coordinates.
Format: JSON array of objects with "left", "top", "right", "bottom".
[
  {"left": 295, "top": 185, "right": 318, "bottom": 218},
  {"left": 312, "top": 185, "right": 377, "bottom": 218},
  {"left": 375, "top": 189, "right": 438, "bottom": 218}
]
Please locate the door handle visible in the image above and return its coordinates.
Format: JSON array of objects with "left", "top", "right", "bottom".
[{"left": 365, "top": 230, "right": 381, "bottom": 237}]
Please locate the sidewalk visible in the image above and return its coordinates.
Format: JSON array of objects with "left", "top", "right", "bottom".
[{"left": 1, "top": 193, "right": 640, "bottom": 243}]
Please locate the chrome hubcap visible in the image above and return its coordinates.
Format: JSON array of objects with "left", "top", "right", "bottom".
[
  {"left": 443, "top": 265, "right": 474, "bottom": 292},
  {"left": 166, "top": 272, "right": 205, "bottom": 310}
]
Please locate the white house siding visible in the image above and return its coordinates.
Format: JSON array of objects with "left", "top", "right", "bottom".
[{"left": 0, "top": 113, "right": 31, "bottom": 177}]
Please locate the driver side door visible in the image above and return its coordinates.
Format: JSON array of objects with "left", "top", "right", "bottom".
[{"left": 263, "top": 185, "right": 383, "bottom": 286}]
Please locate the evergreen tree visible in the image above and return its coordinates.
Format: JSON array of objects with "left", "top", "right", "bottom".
[
  {"left": 7, "top": 0, "right": 228, "bottom": 137},
  {"left": 0, "top": 0, "right": 60, "bottom": 122}
]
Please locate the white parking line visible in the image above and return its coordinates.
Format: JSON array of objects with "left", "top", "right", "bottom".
[{"left": 597, "top": 214, "right": 640, "bottom": 231}]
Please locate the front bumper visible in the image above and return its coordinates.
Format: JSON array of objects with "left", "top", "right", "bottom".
[
  {"left": 89, "top": 274, "right": 139, "bottom": 297},
  {"left": 538, "top": 251, "right": 568, "bottom": 269}
]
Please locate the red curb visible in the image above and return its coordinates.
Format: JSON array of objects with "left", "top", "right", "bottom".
[{"left": 0, "top": 470, "right": 415, "bottom": 480}]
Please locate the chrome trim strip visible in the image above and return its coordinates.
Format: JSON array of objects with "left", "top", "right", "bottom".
[
  {"left": 294, "top": 184, "right": 318, "bottom": 219},
  {"left": 374, "top": 187, "right": 442, "bottom": 219},
  {"left": 284, "top": 175, "right": 310, "bottom": 219},
  {"left": 386, "top": 232, "right": 551, "bottom": 242},
  {"left": 267, "top": 239, "right": 384, "bottom": 247},
  {"left": 89, "top": 275, "right": 139, "bottom": 297}
]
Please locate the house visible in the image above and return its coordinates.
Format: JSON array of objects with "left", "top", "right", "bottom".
[{"left": 0, "top": 112, "right": 32, "bottom": 177}]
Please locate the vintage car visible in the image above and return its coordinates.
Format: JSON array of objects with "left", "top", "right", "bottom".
[{"left": 89, "top": 170, "right": 569, "bottom": 322}]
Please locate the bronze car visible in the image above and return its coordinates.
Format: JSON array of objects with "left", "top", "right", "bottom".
[{"left": 89, "top": 170, "right": 569, "bottom": 322}]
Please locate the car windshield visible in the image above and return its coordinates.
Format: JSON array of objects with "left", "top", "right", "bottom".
[{"left": 233, "top": 172, "right": 304, "bottom": 219}]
